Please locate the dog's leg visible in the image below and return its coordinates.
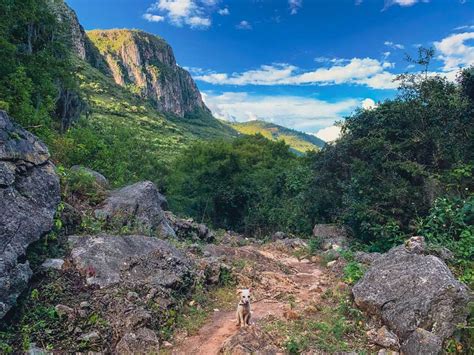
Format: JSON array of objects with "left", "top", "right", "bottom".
[
  {"left": 236, "top": 309, "right": 241, "bottom": 327},
  {"left": 239, "top": 311, "right": 246, "bottom": 328},
  {"left": 245, "top": 312, "right": 251, "bottom": 326}
]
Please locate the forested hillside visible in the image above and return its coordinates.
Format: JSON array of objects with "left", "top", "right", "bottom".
[{"left": 230, "top": 120, "right": 325, "bottom": 153}]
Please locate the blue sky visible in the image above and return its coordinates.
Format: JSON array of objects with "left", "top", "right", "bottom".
[{"left": 69, "top": 0, "right": 474, "bottom": 140}]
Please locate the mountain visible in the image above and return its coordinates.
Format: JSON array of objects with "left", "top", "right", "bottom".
[
  {"left": 87, "top": 29, "right": 207, "bottom": 118},
  {"left": 230, "top": 120, "right": 325, "bottom": 153},
  {"left": 41, "top": 1, "right": 236, "bottom": 185}
]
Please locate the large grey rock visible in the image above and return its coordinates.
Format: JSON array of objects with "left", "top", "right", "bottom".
[
  {"left": 312, "top": 224, "right": 349, "bottom": 250},
  {"left": 0, "top": 111, "right": 60, "bottom": 319},
  {"left": 94, "top": 181, "right": 175, "bottom": 237},
  {"left": 68, "top": 234, "right": 194, "bottom": 289},
  {"left": 353, "top": 236, "right": 470, "bottom": 350},
  {"left": 71, "top": 165, "right": 109, "bottom": 188}
]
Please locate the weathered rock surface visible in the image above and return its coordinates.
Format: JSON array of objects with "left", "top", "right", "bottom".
[
  {"left": 94, "top": 181, "right": 175, "bottom": 237},
  {"left": 165, "top": 211, "right": 214, "bottom": 242},
  {"left": 49, "top": 0, "right": 109, "bottom": 73},
  {"left": 312, "top": 224, "right": 349, "bottom": 250},
  {"left": 0, "top": 111, "right": 60, "bottom": 319},
  {"left": 87, "top": 29, "right": 208, "bottom": 117},
  {"left": 353, "top": 236, "right": 470, "bottom": 352},
  {"left": 220, "top": 326, "right": 280, "bottom": 354},
  {"left": 68, "top": 234, "right": 193, "bottom": 289},
  {"left": 71, "top": 165, "right": 109, "bottom": 188},
  {"left": 400, "top": 328, "right": 443, "bottom": 355},
  {"left": 115, "top": 327, "right": 160, "bottom": 354},
  {"left": 354, "top": 251, "right": 382, "bottom": 265}
]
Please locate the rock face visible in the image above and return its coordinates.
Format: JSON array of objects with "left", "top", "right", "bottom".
[
  {"left": 353, "top": 236, "right": 470, "bottom": 354},
  {"left": 312, "top": 224, "right": 348, "bottom": 250},
  {"left": 87, "top": 29, "right": 208, "bottom": 117},
  {"left": 94, "top": 181, "right": 175, "bottom": 237},
  {"left": 0, "top": 111, "right": 60, "bottom": 319},
  {"left": 68, "top": 234, "right": 193, "bottom": 289},
  {"left": 49, "top": 0, "right": 109, "bottom": 73}
]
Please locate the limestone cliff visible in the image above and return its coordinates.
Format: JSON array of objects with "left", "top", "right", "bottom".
[
  {"left": 87, "top": 29, "right": 208, "bottom": 117},
  {"left": 48, "top": 0, "right": 109, "bottom": 73}
]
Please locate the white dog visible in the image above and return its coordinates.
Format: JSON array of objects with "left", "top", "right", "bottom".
[{"left": 236, "top": 288, "right": 252, "bottom": 327}]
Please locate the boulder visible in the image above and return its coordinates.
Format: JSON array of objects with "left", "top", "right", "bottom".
[
  {"left": 0, "top": 111, "right": 60, "bottom": 319},
  {"left": 165, "top": 211, "right": 214, "bottom": 242},
  {"left": 312, "top": 224, "right": 348, "bottom": 250},
  {"left": 94, "top": 181, "right": 175, "bottom": 237},
  {"left": 353, "top": 236, "right": 469, "bottom": 350},
  {"left": 71, "top": 165, "right": 109, "bottom": 188},
  {"left": 68, "top": 234, "right": 195, "bottom": 289}
]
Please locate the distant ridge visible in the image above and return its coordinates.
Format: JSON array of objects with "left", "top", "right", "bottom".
[{"left": 230, "top": 120, "right": 325, "bottom": 153}]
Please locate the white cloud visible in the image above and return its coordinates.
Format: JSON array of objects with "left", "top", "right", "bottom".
[
  {"left": 203, "top": 91, "right": 359, "bottom": 133},
  {"left": 315, "top": 126, "right": 341, "bottom": 142},
  {"left": 435, "top": 32, "right": 474, "bottom": 71},
  {"left": 145, "top": 0, "right": 213, "bottom": 29},
  {"left": 362, "top": 98, "right": 377, "bottom": 110},
  {"left": 384, "top": 41, "right": 404, "bottom": 50},
  {"left": 289, "top": 0, "right": 303, "bottom": 15},
  {"left": 142, "top": 13, "right": 165, "bottom": 22},
  {"left": 195, "top": 58, "right": 398, "bottom": 90},
  {"left": 236, "top": 20, "right": 252, "bottom": 30},
  {"left": 218, "top": 8, "right": 229, "bottom": 15},
  {"left": 454, "top": 25, "right": 474, "bottom": 31},
  {"left": 384, "top": 0, "right": 429, "bottom": 7}
]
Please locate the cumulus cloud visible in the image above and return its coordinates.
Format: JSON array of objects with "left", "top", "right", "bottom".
[
  {"left": 289, "top": 0, "right": 303, "bottom": 15},
  {"left": 142, "top": 13, "right": 165, "bottom": 22},
  {"left": 195, "top": 58, "right": 399, "bottom": 89},
  {"left": 144, "top": 0, "right": 215, "bottom": 29},
  {"left": 384, "top": 41, "right": 404, "bottom": 50},
  {"left": 384, "top": 0, "right": 429, "bottom": 7},
  {"left": 315, "top": 126, "right": 341, "bottom": 142},
  {"left": 435, "top": 32, "right": 474, "bottom": 71},
  {"left": 236, "top": 20, "right": 252, "bottom": 30},
  {"left": 218, "top": 8, "right": 229, "bottom": 15},
  {"left": 362, "top": 98, "right": 377, "bottom": 110},
  {"left": 202, "top": 91, "right": 359, "bottom": 132}
]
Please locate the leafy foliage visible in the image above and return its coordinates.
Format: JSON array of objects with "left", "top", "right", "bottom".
[
  {"left": 167, "top": 135, "right": 313, "bottom": 236},
  {"left": 306, "top": 67, "right": 474, "bottom": 248}
]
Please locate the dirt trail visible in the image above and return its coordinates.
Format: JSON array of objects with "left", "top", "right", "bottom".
[{"left": 172, "top": 244, "right": 327, "bottom": 355}]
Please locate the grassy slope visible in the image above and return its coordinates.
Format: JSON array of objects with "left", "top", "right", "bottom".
[{"left": 230, "top": 121, "right": 325, "bottom": 153}]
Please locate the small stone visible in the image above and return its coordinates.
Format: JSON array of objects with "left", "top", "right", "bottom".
[
  {"left": 368, "top": 326, "right": 400, "bottom": 350},
  {"left": 213, "top": 308, "right": 220, "bottom": 312},
  {"left": 80, "top": 301, "right": 90, "bottom": 309},
  {"left": 127, "top": 291, "right": 139, "bottom": 301},
  {"left": 326, "top": 260, "right": 337, "bottom": 267},
  {"left": 163, "top": 341, "right": 173, "bottom": 348},
  {"left": 55, "top": 304, "right": 74, "bottom": 317},
  {"left": 80, "top": 331, "right": 100, "bottom": 342},
  {"left": 41, "top": 258, "right": 64, "bottom": 270}
]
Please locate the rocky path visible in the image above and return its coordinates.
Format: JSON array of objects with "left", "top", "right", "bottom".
[{"left": 172, "top": 243, "right": 327, "bottom": 354}]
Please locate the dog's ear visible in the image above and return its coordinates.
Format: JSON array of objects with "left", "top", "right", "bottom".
[
  {"left": 236, "top": 289, "right": 242, "bottom": 295},
  {"left": 248, "top": 287, "right": 252, "bottom": 293}
]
